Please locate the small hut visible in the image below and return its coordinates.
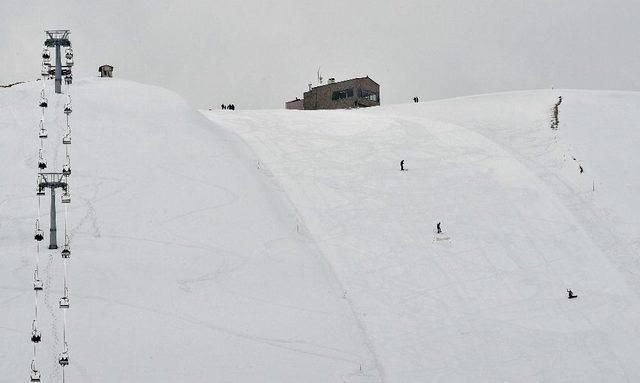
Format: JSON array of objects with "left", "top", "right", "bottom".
[{"left": 98, "top": 65, "right": 114, "bottom": 78}]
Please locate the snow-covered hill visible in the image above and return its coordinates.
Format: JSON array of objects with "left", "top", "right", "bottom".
[
  {"left": 4, "top": 79, "right": 640, "bottom": 382},
  {"left": 0, "top": 79, "right": 379, "bottom": 382},
  {"left": 203, "top": 90, "right": 640, "bottom": 382}
]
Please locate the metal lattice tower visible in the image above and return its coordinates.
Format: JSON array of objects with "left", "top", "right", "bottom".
[{"left": 44, "top": 30, "right": 72, "bottom": 94}]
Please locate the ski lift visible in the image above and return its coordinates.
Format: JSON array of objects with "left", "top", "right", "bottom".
[
  {"left": 30, "top": 360, "right": 41, "bottom": 382},
  {"left": 59, "top": 351, "right": 69, "bottom": 366},
  {"left": 36, "top": 175, "right": 45, "bottom": 196},
  {"left": 38, "top": 127, "right": 48, "bottom": 139},
  {"left": 62, "top": 160, "right": 71, "bottom": 176},
  {"left": 64, "top": 74, "right": 73, "bottom": 85},
  {"left": 33, "top": 269, "right": 43, "bottom": 291},
  {"left": 61, "top": 239, "right": 71, "bottom": 259},
  {"left": 63, "top": 132, "right": 71, "bottom": 144},
  {"left": 61, "top": 191, "right": 71, "bottom": 204},
  {"left": 38, "top": 90, "right": 48, "bottom": 108},
  {"left": 59, "top": 295, "right": 70, "bottom": 309},
  {"left": 34, "top": 220, "right": 44, "bottom": 241},
  {"left": 42, "top": 48, "right": 50, "bottom": 60},
  {"left": 64, "top": 103, "right": 72, "bottom": 114},
  {"left": 31, "top": 320, "right": 41, "bottom": 343},
  {"left": 38, "top": 149, "right": 47, "bottom": 170}
]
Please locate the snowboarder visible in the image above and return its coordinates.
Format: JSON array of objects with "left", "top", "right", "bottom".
[
  {"left": 567, "top": 289, "right": 578, "bottom": 299},
  {"left": 400, "top": 160, "right": 406, "bottom": 171},
  {"left": 436, "top": 222, "right": 442, "bottom": 234}
]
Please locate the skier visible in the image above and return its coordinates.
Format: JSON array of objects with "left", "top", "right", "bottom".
[
  {"left": 400, "top": 160, "right": 405, "bottom": 171},
  {"left": 567, "top": 289, "right": 577, "bottom": 299},
  {"left": 436, "top": 222, "right": 442, "bottom": 234}
]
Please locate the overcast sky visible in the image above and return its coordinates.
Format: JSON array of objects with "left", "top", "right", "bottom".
[{"left": 2, "top": 0, "right": 639, "bottom": 109}]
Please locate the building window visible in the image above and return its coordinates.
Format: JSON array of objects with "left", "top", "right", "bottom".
[
  {"left": 331, "top": 88, "right": 354, "bottom": 100},
  {"left": 359, "top": 89, "right": 379, "bottom": 102}
]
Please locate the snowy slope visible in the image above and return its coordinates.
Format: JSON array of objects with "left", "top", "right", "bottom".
[
  {"left": 203, "top": 91, "right": 640, "bottom": 382},
  {"left": 0, "top": 79, "right": 380, "bottom": 382}
]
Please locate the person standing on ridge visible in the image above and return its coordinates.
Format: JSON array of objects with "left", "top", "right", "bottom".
[
  {"left": 436, "top": 222, "right": 442, "bottom": 234},
  {"left": 400, "top": 160, "right": 406, "bottom": 171}
]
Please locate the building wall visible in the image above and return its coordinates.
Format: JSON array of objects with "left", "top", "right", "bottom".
[
  {"left": 285, "top": 99, "right": 304, "bottom": 110},
  {"left": 303, "top": 77, "right": 380, "bottom": 110}
]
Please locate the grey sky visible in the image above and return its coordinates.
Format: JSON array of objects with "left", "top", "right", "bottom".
[{"left": 2, "top": 0, "right": 639, "bottom": 109}]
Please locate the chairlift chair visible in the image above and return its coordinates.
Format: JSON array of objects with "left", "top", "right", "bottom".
[
  {"left": 42, "top": 48, "right": 50, "bottom": 60},
  {"left": 33, "top": 270, "right": 43, "bottom": 290},
  {"left": 62, "top": 163, "right": 71, "bottom": 176},
  {"left": 65, "top": 48, "right": 73, "bottom": 60},
  {"left": 64, "top": 104, "right": 72, "bottom": 114},
  {"left": 37, "top": 175, "right": 45, "bottom": 195},
  {"left": 38, "top": 127, "right": 48, "bottom": 139},
  {"left": 30, "top": 370, "right": 41, "bottom": 383},
  {"left": 38, "top": 98, "right": 48, "bottom": 108},
  {"left": 30, "top": 360, "right": 41, "bottom": 382},
  {"left": 33, "top": 278, "right": 43, "bottom": 291},
  {"left": 61, "top": 244, "right": 71, "bottom": 259},
  {"left": 64, "top": 75, "right": 73, "bottom": 85},
  {"left": 38, "top": 149, "right": 47, "bottom": 170},
  {"left": 59, "top": 351, "right": 69, "bottom": 366},
  {"left": 31, "top": 330, "right": 41, "bottom": 343},
  {"left": 63, "top": 133, "right": 71, "bottom": 144},
  {"left": 59, "top": 295, "right": 70, "bottom": 309},
  {"left": 31, "top": 321, "right": 41, "bottom": 343},
  {"left": 61, "top": 191, "right": 71, "bottom": 204},
  {"left": 34, "top": 220, "right": 44, "bottom": 241},
  {"left": 66, "top": 57, "right": 74, "bottom": 67}
]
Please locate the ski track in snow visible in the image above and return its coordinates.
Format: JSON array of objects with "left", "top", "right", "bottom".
[
  {"left": 1, "top": 79, "right": 379, "bottom": 383},
  {"left": 203, "top": 91, "right": 640, "bottom": 382}
]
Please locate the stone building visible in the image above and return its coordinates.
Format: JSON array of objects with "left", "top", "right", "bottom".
[
  {"left": 302, "top": 76, "right": 380, "bottom": 110},
  {"left": 98, "top": 65, "right": 114, "bottom": 78}
]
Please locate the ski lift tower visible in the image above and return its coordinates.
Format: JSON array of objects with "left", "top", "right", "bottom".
[
  {"left": 38, "top": 173, "right": 68, "bottom": 249},
  {"left": 44, "top": 30, "right": 72, "bottom": 94}
]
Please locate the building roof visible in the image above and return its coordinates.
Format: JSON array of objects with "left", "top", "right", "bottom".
[{"left": 308, "top": 76, "right": 379, "bottom": 92}]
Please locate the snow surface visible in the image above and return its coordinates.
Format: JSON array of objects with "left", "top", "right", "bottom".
[
  {"left": 203, "top": 90, "right": 640, "bottom": 382},
  {"left": 0, "top": 78, "right": 379, "bottom": 382},
  {"left": 3, "top": 78, "right": 640, "bottom": 382}
]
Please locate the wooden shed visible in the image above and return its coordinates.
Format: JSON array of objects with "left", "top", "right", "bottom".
[{"left": 98, "top": 65, "right": 114, "bottom": 78}]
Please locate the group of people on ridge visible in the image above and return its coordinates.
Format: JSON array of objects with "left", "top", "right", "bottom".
[{"left": 221, "top": 104, "right": 236, "bottom": 110}]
